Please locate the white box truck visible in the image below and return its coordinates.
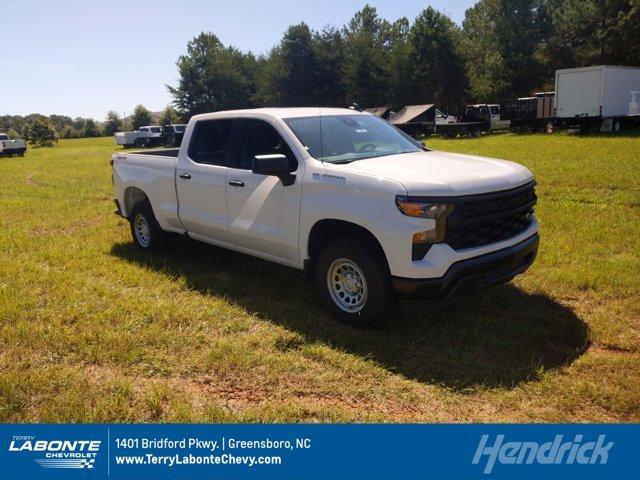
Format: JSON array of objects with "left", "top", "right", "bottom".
[{"left": 555, "top": 65, "right": 640, "bottom": 132}]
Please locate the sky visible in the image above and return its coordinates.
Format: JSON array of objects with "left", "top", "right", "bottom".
[{"left": 0, "top": 0, "right": 476, "bottom": 120}]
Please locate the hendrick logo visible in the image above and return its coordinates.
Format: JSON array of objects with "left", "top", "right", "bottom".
[
  {"left": 9, "top": 436, "right": 101, "bottom": 469},
  {"left": 472, "top": 434, "right": 613, "bottom": 474}
]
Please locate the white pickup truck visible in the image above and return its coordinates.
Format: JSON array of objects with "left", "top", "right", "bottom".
[
  {"left": 0, "top": 133, "right": 27, "bottom": 156},
  {"left": 115, "top": 126, "right": 165, "bottom": 148},
  {"left": 112, "top": 108, "right": 539, "bottom": 325}
]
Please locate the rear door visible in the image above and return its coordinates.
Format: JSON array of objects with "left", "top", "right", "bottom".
[
  {"left": 176, "top": 118, "right": 234, "bottom": 243},
  {"left": 225, "top": 117, "right": 303, "bottom": 266}
]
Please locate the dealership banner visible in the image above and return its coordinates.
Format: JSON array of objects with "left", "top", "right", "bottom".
[{"left": 0, "top": 424, "right": 636, "bottom": 479}]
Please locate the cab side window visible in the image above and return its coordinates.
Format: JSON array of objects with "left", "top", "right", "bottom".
[
  {"left": 239, "top": 120, "right": 297, "bottom": 171},
  {"left": 188, "top": 119, "right": 233, "bottom": 166}
]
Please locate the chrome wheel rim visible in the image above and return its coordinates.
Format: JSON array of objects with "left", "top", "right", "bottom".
[
  {"left": 134, "top": 213, "right": 150, "bottom": 248},
  {"left": 327, "top": 258, "right": 367, "bottom": 313}
]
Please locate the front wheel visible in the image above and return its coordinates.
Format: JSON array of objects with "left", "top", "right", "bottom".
[{"left": 316, "top": 238, "right": 396, "bottom": 326}]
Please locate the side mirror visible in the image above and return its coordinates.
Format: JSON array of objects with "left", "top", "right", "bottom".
[{"left": 252, "top": 154, "right": 296, "bottom": 186}]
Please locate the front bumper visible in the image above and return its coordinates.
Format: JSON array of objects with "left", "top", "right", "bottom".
[{"left": 391, "top": 233, "right": 539, "bottom": 300}]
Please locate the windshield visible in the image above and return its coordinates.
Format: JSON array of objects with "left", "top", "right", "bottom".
[
  {"left": 284, "top": 114, "right": 423, "bottom": 164},
  {"left": 0, "top": 135, "right": 9, "bottom": 141},
  {"left": 151, "top": 127, "right": 162, "bottom": 133},
  {"left": 174, "top": 125, "right": 186, "bottom": 132}
]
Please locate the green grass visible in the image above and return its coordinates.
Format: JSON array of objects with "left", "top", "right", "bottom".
[{"left": 0, "top": 134, "right": 638, "bottom": 422}]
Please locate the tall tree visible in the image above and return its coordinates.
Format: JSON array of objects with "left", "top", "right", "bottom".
[
  {"left": 342, "top": 5, "right": 391, "bottom": 108},
  {"left": 168, "top": 32, "right": 257, "bottom": 117},
  {"left": 159, "top": 106, "right": 181, "bottom": 125},
  {"left": 257, "top": 23, "right": 318, "bottom": 106},
  {"left": 461, "top": 0, "right": 547, "bottom": 101},
  {"left": 541, "top": 0, "right": 640, "bottom": 71},
  {"left": 131, "top": 105, "right": 152, "bottom": 130},
  {"left": 313, "top": 26, "right": 347, "bottom": 106},
  {"left": 102, "top": 111, "right": 123, "bottom": 136},
  {"left": 25, "top": 118, "right": 58, "bottom": 147},
  {"left": 408, "top": 8, "right": 467, "bottom": 112},
  {"left": 280, "top": 23, "right": 317, "bottom": 106},
  {"left": 82, "top": 119, "right": 100, "bottom": 137},
  {"left": 386, "top": 18, "right": 413, "bottom": 110}
]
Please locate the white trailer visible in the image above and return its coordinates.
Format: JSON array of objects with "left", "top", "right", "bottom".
[{"left": 555, "top": 65, "right": 640, "bottom": 132}]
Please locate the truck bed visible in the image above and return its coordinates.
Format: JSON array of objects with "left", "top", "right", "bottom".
[{"left": 124, "top": 148, "right": 179, "bottom": 157}]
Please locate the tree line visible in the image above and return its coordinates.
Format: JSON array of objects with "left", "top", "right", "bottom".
[
  {"left": 3, "top": 0, "right": 637, "bottom": 144},
  {"left": 169, "top": 0, "right": 640, "bottom": 117},
  {"left": 0, "top": 105, "right": 182, "bottom": 144}
]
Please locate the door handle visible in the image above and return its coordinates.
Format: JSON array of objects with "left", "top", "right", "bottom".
[
  {"left": 178, "top": 173, "right": 191, "bottom": 179},
  {"left": 228, "top": 180, "right": 245, "bottom": 187}
]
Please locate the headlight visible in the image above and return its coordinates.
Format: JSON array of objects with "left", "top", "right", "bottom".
[
  {"left": 395, "top": 196, "right": 451, "bottom": 219},
  {"left": 396, "top": 196, "right": 453, "bottom": 259}
]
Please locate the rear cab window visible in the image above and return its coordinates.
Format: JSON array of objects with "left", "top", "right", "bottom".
[{"left": 188, "top": 118, "right": 233, "bottom": 165}]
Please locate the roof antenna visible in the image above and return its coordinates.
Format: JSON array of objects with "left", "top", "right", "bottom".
[
  {"left": 349, "top": 103, "right": 363, "bottom": 112},
  {"left": 319, "top": 106, "right": 323, "bottom": 162}
]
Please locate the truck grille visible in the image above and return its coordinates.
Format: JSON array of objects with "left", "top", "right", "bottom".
[{"left": 444, "top": 182, "right": 536, "bottom": 250}]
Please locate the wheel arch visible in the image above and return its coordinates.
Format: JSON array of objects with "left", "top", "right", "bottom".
[
  {"left": 122, "top": 186, "right": 149, "bottom": 218},
  {"left": 305, "top": 219, "right": 390, "bottom": 281}
]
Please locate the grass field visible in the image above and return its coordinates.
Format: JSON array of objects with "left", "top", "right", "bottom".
[{"left": 0, "top": 133, "right": 638, "bottom": 422}]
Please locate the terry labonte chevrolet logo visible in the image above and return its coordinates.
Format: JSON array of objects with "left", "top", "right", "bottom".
[{"left": 9, "top": 436, "right": 100, "bottom": 469}]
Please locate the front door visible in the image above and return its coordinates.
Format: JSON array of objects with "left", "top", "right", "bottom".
[
  {"left": 175, "top": 118, "right": 234, "bottom": 243},
  {"left": 225, "top": 118, "right": 303, "bottom": 266}
]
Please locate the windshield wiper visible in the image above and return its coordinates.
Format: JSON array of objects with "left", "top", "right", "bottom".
[
  {"left": 329, "top": 159, "right": 356, "bottom": 164},
  {"left": 327, "top": 150, "right": 419, "bottom": 164}
]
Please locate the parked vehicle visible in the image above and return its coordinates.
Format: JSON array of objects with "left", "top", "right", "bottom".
[
  {"left": 555, "top": 65, "right": 640, "bottom": 132},
  {"left": 0, "top": 133, "right": 27, "bottom": 157},
  {"left": 390, "top": 105, "right": 481, "bottom": 139},
  {"left": 163, "top": 124, "right": 187, "bottom": 147},
  {"left": 501, "top": 92, "right": 555, "bottom": 134},
  {"left": 390, "top": 104, "right": 437, "bottom": 138},
  {"left": 112, "top": 108, "right": 539, "bottom": 325},
  {"left": 464, "top": 104, "right": 510, "bottom": 131},
  {"left": 115, "top": 126, "right": 165, "bottom": 148},
  {"left": 435, "top": 109, "right": 456, "bottom": 125}
]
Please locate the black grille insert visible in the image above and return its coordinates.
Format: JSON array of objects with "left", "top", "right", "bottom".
[{"left": 444, "top": 182, "right": 536, "bottom": 250}]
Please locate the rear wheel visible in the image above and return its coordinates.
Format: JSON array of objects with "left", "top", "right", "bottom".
[
  {"left": 316, "top": 237, "right": 396, "bottom": 326},
  {"left": 613, "top": 120, "right": 621, "bottom": 132},
  {"left": 129, "top": 201, "right": 168, "bottom": 252},
  {"left": 545, "top": 121, "right": 554, "bottom": 134}
]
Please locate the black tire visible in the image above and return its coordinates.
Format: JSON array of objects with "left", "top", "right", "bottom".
[
  {"left": 545, "top": 121, "right": 554, "bottom": 134},
  {"left": 129, "top": 200, "right": 168, "bottom": 252},
  {"left": 316, "top": 237, "right": 396, "bottom": 326}
]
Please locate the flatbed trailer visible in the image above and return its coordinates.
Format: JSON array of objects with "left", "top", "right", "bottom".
[
  {"left": 434, "top": 121, "right": 485, "bottom": 138},
  {"left": 501, "top": 92, "right": 555, "bottom": 134},
  {"left": 395, "top": 120, "right": 486, "bottom": 139}
]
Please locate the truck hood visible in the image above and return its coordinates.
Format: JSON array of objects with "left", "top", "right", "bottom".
[{"left": 332, "top": 150, "right": 534, "bottom": 196}]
